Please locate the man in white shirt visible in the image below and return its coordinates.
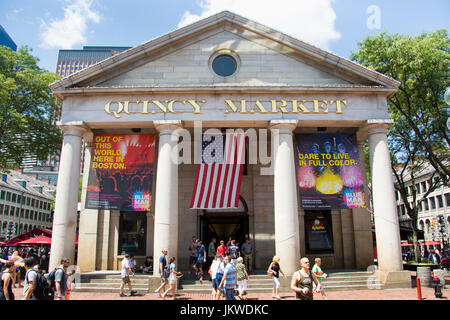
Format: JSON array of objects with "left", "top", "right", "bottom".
[{"left": 120, "top": 253, "right": 136, "bottom": 297}]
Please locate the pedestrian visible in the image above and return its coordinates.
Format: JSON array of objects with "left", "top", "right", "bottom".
[
  {"left": 217, "top": 240, "right": 227, "bottom": 258},
  {"left": 188, "top": 236, "right": 198, "bottom": 276},
  {"left": 154, "top": 249, "right": 168, "bottom": 297},
  {"left": 290, "top": 257, "right": 321, "bottom": 300},
  {"left": 209, "top": 255, "right": 224, "bottom": 300},
  {"left": 267, "top": 255, "right": 286, "bottom": 299},
  {"left": 161, "top": 257, "right": 182, "bottom": 300},
  {"left": 54, "top": 258, "right": 70, "bottom": 300},
  {"left": 312, "top": 258, "right": 327, "bottom": 299},
  {"left": 207, "top": 238, "right": 217, "bottom": 276},
  {"left": 119, "top": 253, "right": 136, "bottom": 297},
  {"left": 193, "top": 240, "right": 206, "bottom": 283},
  {"left": 227, "top": 240, "right": 240, "bottom": 265},
  {"left": 428, "top": 250, "right": 441, "bottom": 265},
  {"left": 241, "top": 238, "right": 253, "bottom": 273},
  {"left": 226, "top": 236, "right": 233, "bottom": 249},
  {"left": 23, "top": 256, "right": 37, "bottom": 300},
  {"left": 235, "top": 257, "right": 249, "bottom": 299},
  {"left": 218, "top": 256, "right": 237, "bottom": 301},
  {"left": 0, "top": 261, "right": 15, "bottom": 300},
  {"left": 10, "top": 251, "right": 22, "bottom": 288},
  {"left": 129, "top": 255, "right": 137, "bottom": 273}
]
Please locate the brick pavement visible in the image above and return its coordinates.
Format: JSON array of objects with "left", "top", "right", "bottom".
[{"left": 11, "top": 282, "right": 449, "bottom": 301}]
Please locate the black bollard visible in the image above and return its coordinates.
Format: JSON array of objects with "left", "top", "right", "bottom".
[{"left": 432, "top": 277, "right": 443, "bottom": 298}]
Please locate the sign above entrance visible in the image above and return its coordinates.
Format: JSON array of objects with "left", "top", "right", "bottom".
[
  {"left": 85, "top": 134, "right": 156, "bottom": 211},
  {"left": 296, "top": 133, "right": 366, "bottom": 210},
  {"left": 104, "top": 99, "right": 348, "bottom": 119}
]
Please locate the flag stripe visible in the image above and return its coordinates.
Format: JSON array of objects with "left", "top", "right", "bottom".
[{"left": 191, "top": 133, "right": 246, "bottom": 209}]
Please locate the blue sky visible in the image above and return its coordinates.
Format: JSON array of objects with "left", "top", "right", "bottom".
[{"left": 1, "top": 0, "right": 449, "bottom": 73}]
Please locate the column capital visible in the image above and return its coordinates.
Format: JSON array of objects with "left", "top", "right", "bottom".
[
  {"left": 359, "top": 119, "right": 394, "bottom": 139},
  {"left": 57, "top": 121, "right": 89, "bottom": 137},
  {"left": 269, "top": 120, "right": 298, "bottom": 133},
  {"left": 83, "top": 131, "right": 94, "bottom": 144},
  {"left": 154, "top": 120, "right": 183, "bottom": 134}
]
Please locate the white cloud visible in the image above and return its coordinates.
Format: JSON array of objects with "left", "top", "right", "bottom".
[
  {"left": 178, "top": 0, "right": 341, "bottom": 51},
  {"left": 40, "top": 0, "right": 101, "bottom": 49}
]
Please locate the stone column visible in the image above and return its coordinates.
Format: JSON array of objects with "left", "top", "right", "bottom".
[
  {"left": 49, "top": 122, "right": 87, "bottom": 270},
  {"left": 270, "top": 120, "right": 300, "bottom": 275},
  {"left": 366, "top": 121, "right": 403, "bottom": 272},
  {"left": 77, "top": 132, "right": 99, "bottom": 272},
  {"left": 153, "top": 121, "right": 182, "bottom": 274}
]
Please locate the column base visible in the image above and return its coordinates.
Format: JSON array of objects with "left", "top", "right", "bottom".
[{"left": 375, "top": 270, "right": 411, "bottom": 289}]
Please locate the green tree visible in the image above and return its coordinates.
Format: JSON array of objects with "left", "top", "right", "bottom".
[
  {"left": 0, "top": 46, "right": 62, "bottom": 170},
  {"left": 351, "top": 30, "right": 450, "bottom": 262}
]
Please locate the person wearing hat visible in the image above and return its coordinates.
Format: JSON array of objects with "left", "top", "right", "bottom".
[{"left": 120, "top": 253, "right": 136, "bottom": 297}]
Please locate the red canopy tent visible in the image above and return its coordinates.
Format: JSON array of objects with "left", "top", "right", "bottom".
[
  {"left": 401, "top": 242, "right": 414, "bottom": 247},
  {"left": 419, "top": 240, "right": 442, "bottom": 246},
  {"left": 0, "top": 241, "right": 6, "bottom": 246},
  {"left": 3, "top": 228, "right": 52, "bottom": 246},
  {"left": 17, "top": 235, "right": 52, "bottom": 246}
]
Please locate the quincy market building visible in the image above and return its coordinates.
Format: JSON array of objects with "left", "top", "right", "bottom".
[{"left": 49, "top": 12, "right": 410, "bottom": 287}]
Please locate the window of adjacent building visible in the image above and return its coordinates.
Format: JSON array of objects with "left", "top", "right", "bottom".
[
  {"left": 20, "top": 209, "right": 24, "bottom": 218},
  {"left": 6, "top": 192, "right": 11, "bottom": 201},
  {"left": 437, "top": 195, "right": 443, "bottom": 208},
  {"left": 424, "top": 200, "right": 429, "bottom": 211},
  {"left": 9, "top": 206, "right": 14, "bottom": 216},
  {"left": 421, "top": 181, "right": 427, "bottom": 193},
  {"left": 31, "top": 199, "right": 35, "bottom": 207},
  {"left": 25, "top": 210, "right": 29, "bottom": 219},
  {"left": 0, "top": 191, "right": 5, "bottom": 200},
  {"left": 446, "top": 193, "right": 450, "bottom": 207},
  {"left": 12, "top": 193, "right": 16, "bottom": 203},
  {"left": 26, "top": 197, "right": 30, "bottom": 206},
  {"left": 0, "top": 204, "right": 2, "bottom": 214},
  {"left": 118, "top": 211, "right": 147, "bottom": 256},
  {"left": 304, "top": 210, "right": 334, "bottom": 254},
  {"left": 430, "top": 197, "right": 436, "bottom": 210}
]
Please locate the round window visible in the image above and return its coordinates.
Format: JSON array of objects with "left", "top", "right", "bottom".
[{"left": 212, "top": 54, "right": 237, "bottom": 77}]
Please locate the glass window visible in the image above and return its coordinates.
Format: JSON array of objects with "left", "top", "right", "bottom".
[
  {"left": 212, "top": 55, "right": 237, "bottom": 77},
  {"left": 6, "top": 192, "right": 11, "bottom": 201},
  {"left": 421, "top": 181, "right": 427, "bottom": 193},
  {"left": 0, "top": 204, "right": 2, "bottom": 215},
  {"left": 9, "top": 207, "right": 14, "bottom": 216},
  {"left": 26, "top": 197, "right": 30, "bottom": 206},
  {"left": 118, "top": 211, "right": 147, "bottom": 256},
  {"left": 4, "top": 205, "right": 9, "bottom": 216},
  {"left": 437, "top": 195, "right": 443, "bottom": 208},
  {"left": 31, "top": 199, "right": 35, "bottom": 207},
  {"left": 445, "top": 193, "right": 450, "bottom": 207},
  {"left": 39, "top": 201, "right": 43, "bottom": 209},
  {"left": 25, "top": 210, "right": 29, "bottom": 219},
  {"left": 12, "top": 194, "right": 16, "bottom": 203},
  {"left": 305, "top": 210, "right": 334, "bottom": 254},
  {"left": 424, "top": 200, "right": 429, "bottom": 211},
  {"left": 0, "top": 191, "right": 5, "bottom": 200},
  {"left": 430, "top": 197, "right": 436, "bottom": 210}
]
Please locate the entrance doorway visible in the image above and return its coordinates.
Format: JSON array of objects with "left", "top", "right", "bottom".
[
  {"left": 199, "top": 196, "right": 249, "bottom": 247},
  {"left": 200, "top": 213, "right": 249, "bottom": 247}
]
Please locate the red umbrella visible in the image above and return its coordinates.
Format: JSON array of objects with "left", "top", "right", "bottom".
[
  {"left": 0, "top": 241, "right": 6, "bottom": 246},
  {"left": 17, "top": 235, "right": 52, "bottom": 246}
]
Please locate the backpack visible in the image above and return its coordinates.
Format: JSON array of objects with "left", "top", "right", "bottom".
[
  {"left": 46, "top": 267, "right": 64, "bottom": 289},
  {"left": 163, "top": 265, "right": 170, "bottom": 279},
  {"left": 27, "top": 269, "right": 54, "bottom": 300}
]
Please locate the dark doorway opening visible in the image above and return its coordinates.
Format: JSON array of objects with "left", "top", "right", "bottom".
[{"left": 200, "top": 213, "right": 249, "bottom": 247}]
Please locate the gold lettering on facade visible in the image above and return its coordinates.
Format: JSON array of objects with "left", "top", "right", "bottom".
[
  {"left": 335, "top": 100, "right": 347, "bottom": 114},
  {"left": 313, "top": 100, "right": 329, "bottom": 113},
  {"left": 186, "top": 100, "right": 203, "bottom": 114},
  {"left": 249, "top": 100, "right": 269, "bottom": 113},
  {"left": 225, "top": 100, "right": 248, "bottom": 113},
  {"left": 291, "top": 100, "right": 310, "bottom": 113},
  {"left": 271, "top": 100, "right": 288, "bottom": 113},
  {"left": 105, "top": 101, "right": 124, "bottom": 119}
]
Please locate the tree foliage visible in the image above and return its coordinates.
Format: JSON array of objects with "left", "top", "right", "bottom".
[
  {"left": 351, "top": 30, "right": 449, "bottom": 261},
  {"left": 0, "top": 46, "right": 62, "bottom": 170}
]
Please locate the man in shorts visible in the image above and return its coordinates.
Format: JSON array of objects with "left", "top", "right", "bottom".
[
  {"left": 193, "top": 240, "right": 206, "bottom": 283},
  {"left": 312, "top": 258, "right": 327, "bottom": 299},
  {"left": 120, "top": 253, "right": 136, "bottom": 297},
  {"left": 154, "top": 249, "right": 168, "bottom": 297}
]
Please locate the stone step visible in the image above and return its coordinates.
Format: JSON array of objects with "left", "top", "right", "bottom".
[
  {"left": 322, "top": 280, "right": 383, "bottom": 286},
  {"left": 322, "top": 275, "right": 374, "bottom": 281},
  {"left": 180, "top": 283, "right": 277, "bottom": 290},
  {"left": 83, "top": 279, "right": 150, "bottom": 285},
  {"left": 76, "top": 283, "right": 150, "bottom": 289},
  {"left": 321, "top": 284, "right": 384, "bottom": 292},
  {"left": 326, "top": 272, "right": 373, "bottom": 278},
  {"left": 72, "top": 287, "right": 149, "bottom": 294}
]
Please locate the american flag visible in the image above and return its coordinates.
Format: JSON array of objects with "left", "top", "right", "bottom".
[{"left": 190, "top": 133, "right": 246, "bottom": 209}]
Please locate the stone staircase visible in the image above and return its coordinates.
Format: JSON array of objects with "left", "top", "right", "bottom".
[
  {"left": 72, "top": 270, "right": 384, "bottom": 294},
  {"left": 73, "top": 272, "right": 152, "bottom": 293}
]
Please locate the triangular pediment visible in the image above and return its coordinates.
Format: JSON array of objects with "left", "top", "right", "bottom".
[{"left": 50, "top": 11, "right": 399, "bottom": 96}]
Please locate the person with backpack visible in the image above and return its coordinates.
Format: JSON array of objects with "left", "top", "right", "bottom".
[
  {"left": 193, "top": 240, "right": 207, "bottom": 283},
  {"left": 53, "top": 258, "right": 70, "bottom": 300},
  {"left": 23, "top": 257, "right": 37, "bottom": 300},
  {"left": 161, "top": 257, "right": 182, "bottom": 300},
  {"left": 227, "top": 240, "right": 240, "bottom": 265}
]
